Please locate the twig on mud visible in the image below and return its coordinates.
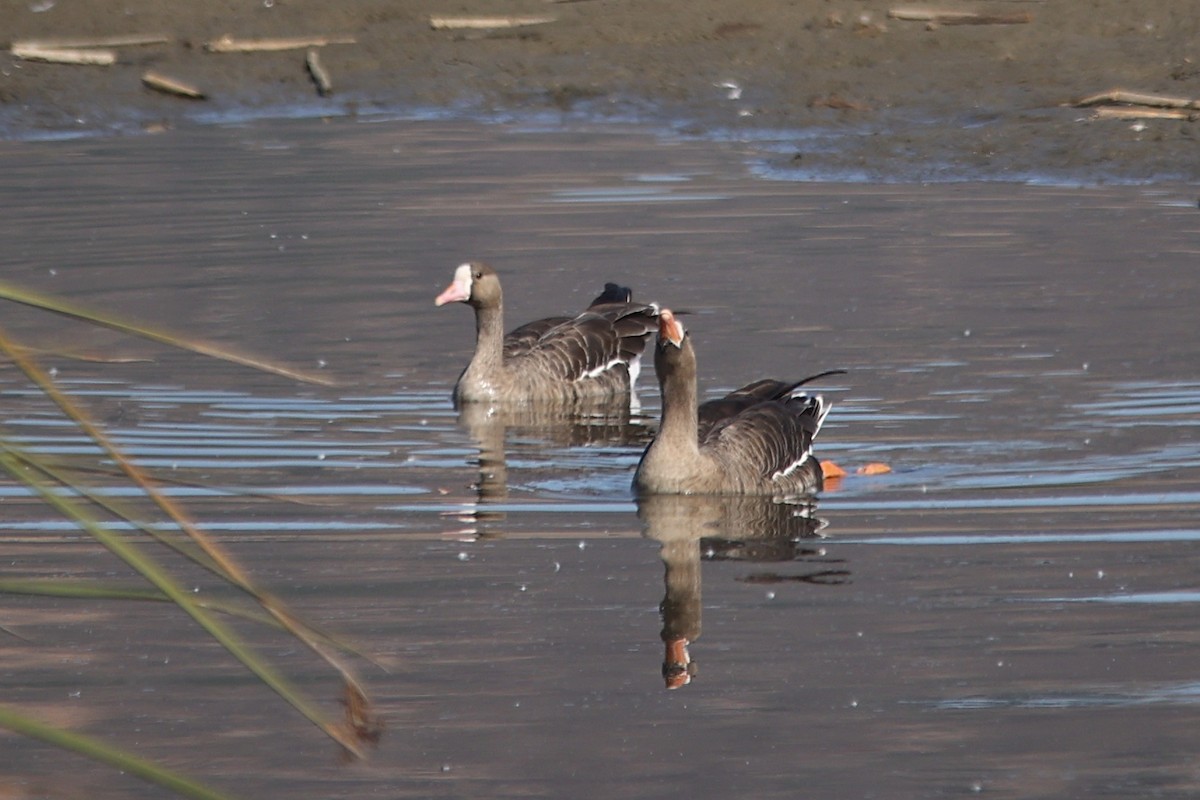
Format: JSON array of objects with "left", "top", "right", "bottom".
[
  {"left": 11, "top": 44, "right": 117, "bottom": 65},
  {"left": 306, "top": 47, "right": 333, "bottom": 96},
  {"left": 11, "top": 34, "right": 171, "bottom": 65},
  {"left": 204, "top": 34, "right": 356, "bottom": 53},
  {"left": 1091, "top": 106, "right": 1197, "bottom": 121},
  {"left": 1074, "top": 89, "right": 1200, "bottom": 110},
  {"left": 142, "top": 70, "right": 207, "bottom": 100},
  {"left": 12, "top": 34, "right": 170, "bottom": 49},
  {"left": 1072, "top": 88, "right": 1200, "bottom": 121},
  {"left": 887, "top": 7, "right": 1033, "bottom": 25},
  {"left": 429, "top": 15, "right": 556, "bottom": 30}
]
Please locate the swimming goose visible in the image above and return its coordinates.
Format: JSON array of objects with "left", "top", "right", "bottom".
[
  {"left": 434, "top": 262, "right": 659, "bottom": 406},
  {"left": 633, "top": 309, "right": 834, "bottom": 496}
]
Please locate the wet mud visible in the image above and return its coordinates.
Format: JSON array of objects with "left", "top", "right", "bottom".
[{"left": 4, "top": 0, "right": 1200, "bottom": 181}]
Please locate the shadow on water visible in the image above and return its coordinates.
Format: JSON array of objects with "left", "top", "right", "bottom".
[{"left": 2, "top": 116, "right": 1200, "bottom": 798}]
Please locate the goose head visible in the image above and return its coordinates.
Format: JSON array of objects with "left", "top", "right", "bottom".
[
  {"left": 657, "top": 308, "right": 686, "bottom": 348},
  {"left": 435, "top": 261, "right": 502, "bottom": 310},
  {"left": 653, "top": 308, "right": 697, "bottom": 388}
]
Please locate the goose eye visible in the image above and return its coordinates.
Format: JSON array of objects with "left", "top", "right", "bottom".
[{"left": 472, "top": 270, "right": 482, "bottom": 280}]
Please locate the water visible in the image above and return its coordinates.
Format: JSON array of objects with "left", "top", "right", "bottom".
[{"left": 2, "top": 118, "right": 1199, "bottom": 798}]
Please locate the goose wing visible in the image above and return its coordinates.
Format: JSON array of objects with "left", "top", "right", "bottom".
[
  {"left": 502, "top": 283, "right": 639, "bottom": 359},
  {"left": 509, "top": 303, "right": 659, "bottom": 383},
  {"left": 504, "top": 316, "right": 572, "bottom": 358},
  {"left": 702, "top": 394, "right": 830, "bottom": 487},
  {"left": 698, "top": 370, "right": 844, "bottom": 440}
]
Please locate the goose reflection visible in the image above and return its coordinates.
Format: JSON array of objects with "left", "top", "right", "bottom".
[
  {"left": 450, "top": 401, "right": 652, "bottom": 535},
  {"left": 637, "top": 494, "right": 849, "bottom": 689}
]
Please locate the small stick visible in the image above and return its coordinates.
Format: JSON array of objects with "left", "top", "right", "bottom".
[
  {"left": 141, "top": 70, "right": 207, "bottom": 99},
  {"left": 11, "top": 44, "right": 117, "bottom": 65},
  {"left": 1092, "top": 106, "right": 1195, "bottom": 121},
  {"left": 1074, "top": 89, "right": 1198, "bottom": 110},
  {"left": 429, "top": 15, "right": 556, "bottom": 30},
  {"left": 12, "top": 34, "right": 169, "bottom": 49},
  {"left": 887, "top": 7, "right": 1032, "bottom": 24},
  {"left": 204, "top": 34, "right": 356, "bottom": 53},
  {"left": 305, "top": 47, "right": 332, "bottom": 96}
]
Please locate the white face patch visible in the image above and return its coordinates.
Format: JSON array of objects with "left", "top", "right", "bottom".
[
  {"left": 455, "top": 263, "right": 474, "bottom": 293},
  {"left": 435, "top": 263, "right": 479, "bottom": 306}
]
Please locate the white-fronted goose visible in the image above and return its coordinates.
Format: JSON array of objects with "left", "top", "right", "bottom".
[
  {"left": 434, "top": 262, "right": 659, "bottom": 406},
  {"left": 633, "top": 309, "right": 835, "bottom": 497}
]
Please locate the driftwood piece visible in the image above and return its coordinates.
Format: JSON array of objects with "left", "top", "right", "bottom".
[
  {"left": 12, "top": 34, "right": 169, "bottom": 49},
  {"left": 205, "top": 34, "right": 356, "bottom": 53},
  {"left": 11, "top": 44, "right": 117, "bottom": 65},
  {"left": 1092, "top": 106, "right": 1196, "bottom": 121},
  {"left": 141, "top": 71, "right": 206, "bottom": 99},
  {"left": 1074, "top": 89, "right": 1199, "bottom": 110},
  {"left": 305, "top": 47, "right": 333, "bottom": 96},
  {"left": 429, "top": 15, "right": 556, "bottom": 30},
  {"left": 11, "top": 45, "right": 116, "bottom": 65},
  {"left": 888, "top": 7, "right": 1033, "bottom": 25}
]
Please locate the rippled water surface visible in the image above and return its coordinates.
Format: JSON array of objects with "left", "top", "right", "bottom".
[{"left": 2, "top": 119, "right": 1200, "bottom": 799}]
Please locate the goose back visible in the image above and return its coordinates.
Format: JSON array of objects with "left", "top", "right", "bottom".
[
  {"left": 696, "top": 369, "right": 845, "bottom": 440},
  {"left": 503, "top": 282, "right": 635, "bottom": 357}
]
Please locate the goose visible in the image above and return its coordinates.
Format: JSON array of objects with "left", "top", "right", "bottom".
[
  {"left": 434, "top": 262, "right": 659, "bottom": 406},
  {"left": 633, "top": 309, "right": 836, "bottom": 497}
]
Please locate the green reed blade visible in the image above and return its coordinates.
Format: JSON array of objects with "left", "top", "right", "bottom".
[
  {"left": 0, "top": 450, "right": 367, "bottom": 759},
  {"left": 0, "top": 279, "right": 336, "bottom": 385},
  {"left": 1, "top": 321, "right": 379, "bottom": 753},
  {"left": 8, "top": 419, "right": 382, "bottom": 711},
  {"left": 0, "top": 578, "right": 272, "bottom": 623},
  {"left": 0, "top": 704, "right": 241, "bottom": 800}
]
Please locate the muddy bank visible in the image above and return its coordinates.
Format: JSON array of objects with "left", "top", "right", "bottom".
[{"left": 3, "top": 0, "right": 1199, "bottom": 182}]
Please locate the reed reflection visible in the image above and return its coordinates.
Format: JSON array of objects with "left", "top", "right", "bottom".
[
  {"left": 451, "top": 401, "right": 652, "bottom": 534},
  {"left": 637, "top": 494, "right": 849, "bottom": 689}
]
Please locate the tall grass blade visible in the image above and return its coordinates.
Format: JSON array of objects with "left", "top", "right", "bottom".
[
  {"left": 0, "top": 576, "right": 381, "bottom": 666},
  {"left": 0, "top": 448, "right": 369, "bottom": 758},
  {"left": 0, "top": 704, "right": 241, "bottom": 800},
  {"left": 0, "top": 578, "right": 277, "bottom": 625},
  {"left": 5, "top": 444, "right": 233, "bottom": 577},
  {"left": 0, "top": 280, "right": 336, "bottom": 385},
  {"left": 0, "top": 328, "right": 379, "bottom": 756},
  {"left": 5, "top": 421, "right": 383, "bottom": 739}
]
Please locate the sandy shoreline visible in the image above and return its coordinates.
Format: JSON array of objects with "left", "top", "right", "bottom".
[{"left": 3, "top": 0, "right": 1199, "bottom": 182}]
